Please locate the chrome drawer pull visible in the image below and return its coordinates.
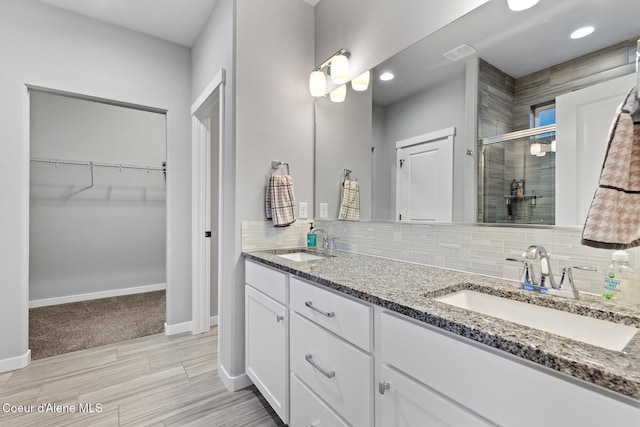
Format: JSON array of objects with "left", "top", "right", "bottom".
[
  {"left": 379, "top": 380, "right": 391, "bottom": 395},
  {"left": 276, "top": 315, "right": 284, "bottom": 323},
  {"left": 304, "top": 301, "right": 335, "bottom": 318},
  {"left": 305, "top": 354, "right": 335, "bottom": 379}
]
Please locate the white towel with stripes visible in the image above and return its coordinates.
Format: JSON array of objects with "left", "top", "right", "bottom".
[
  {"left": 338, "top": 180, "right": 360, "bottom": 221},
  {"left": 266, "top": 174, "right": 296, "bottom": 227}
]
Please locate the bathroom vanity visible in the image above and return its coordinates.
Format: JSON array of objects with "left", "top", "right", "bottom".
[{"left": 243, "top": 249, "right": 640, "bottom": 426}]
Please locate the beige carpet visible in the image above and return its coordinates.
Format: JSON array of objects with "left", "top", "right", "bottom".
[{"left": 29, "top": 290, "right": 166, "bottom": 360}]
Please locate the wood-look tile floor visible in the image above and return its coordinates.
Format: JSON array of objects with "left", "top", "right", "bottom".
[{"left": 0, "top": 327, "right": 285, "bottom": 426}]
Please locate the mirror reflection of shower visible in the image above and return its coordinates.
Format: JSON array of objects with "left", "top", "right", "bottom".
[{"left": 478, "top": 125, "right": 556, "bottom": 224}]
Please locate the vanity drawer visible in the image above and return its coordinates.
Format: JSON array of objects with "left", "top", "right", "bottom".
[
  {"left": 290, "top": 312, "right": 373, "bottom": 427},
  {"left": 290, "top": 277, "right": 372, "bottom": 352},
  {"left": 290, "top": 373, "right": 349, "bottom": 427},
  {"left": 245, "top": 260, "right": 287, "bottom": 304}
]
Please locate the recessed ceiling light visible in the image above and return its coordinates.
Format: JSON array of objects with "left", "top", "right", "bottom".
[
  {"left": 379, "top": 72, "right": 395, "bottom": 81},
  {"left": 507, "top": 0, "right": 539, "bottom": 12},
  {"left": 570, "top": 26, "right": 595, "bottom": 39}
]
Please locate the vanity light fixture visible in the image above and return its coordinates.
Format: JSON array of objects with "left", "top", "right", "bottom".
[
  {"left": 330, "top": 53, "right": 350, "bottom": 84},
  {"left": 351, "top": 70, "right": 371, "bottom": 91},
  {"left": 507, "top": 0, "right": 539, "bottom": 11},
  {"left": 329, "top": 84, "right": 347, "bottom": 103},
  {"left": 530, "top": 141, "right": 556, "bottom": 157},
  {"left": 570, "top": 26, "right": 595, "bottom": 39},
  {"left": 309, "top": 48, "right": 354, "bottom": 100},
  {"left": 309, "top": 70, "right": 326, "bottom": 97}
]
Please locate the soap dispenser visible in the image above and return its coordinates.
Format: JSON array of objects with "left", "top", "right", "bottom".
[
  {"left": 307, "top": 222, "right": 317, "bottom": 248},
  {"left": 603, "top": 250, "right": 638, "bottom": 309}
]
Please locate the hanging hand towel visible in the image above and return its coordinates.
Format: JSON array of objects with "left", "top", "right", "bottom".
[
  {"left": 582, "top": 86, "right": 640, "bottom": 249},
  {"left": 266, "top": 174, "right": 297, "bottom": 227},
  {"left": 338, "top": 179, "right": 360, "bottom": 221}
]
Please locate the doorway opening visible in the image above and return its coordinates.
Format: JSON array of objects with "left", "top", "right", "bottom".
[
  {"left": 191, "top": 70, "right": 225, "bottom": 336},
  {"left": 28, "top": 88, "right": 167, "bottom": 359}
]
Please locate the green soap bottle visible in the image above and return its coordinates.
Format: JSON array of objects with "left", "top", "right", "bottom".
[{"left": 307, "top": 222, "right": 316, "bottom": 247}]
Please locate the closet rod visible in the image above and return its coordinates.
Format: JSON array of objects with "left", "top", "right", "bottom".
[{"left": 30, "top": 157, "right": 165, "bottom": 172}]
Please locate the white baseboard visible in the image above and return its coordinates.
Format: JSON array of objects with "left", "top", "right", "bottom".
[
  {"left": 165, "top": 316, "right": 218, "bottom": 336},
  {"left": 29, "top": 283, "right": 167, "bottom": 308},
  {"left": 219, "top": 363, "right": 252, "bottom": 392},
  {"left": 0, "top": 349, "right": 30, "bottom": 373},
  {"left": 164, "top": 321, "right": 192, "bottom": 336}
]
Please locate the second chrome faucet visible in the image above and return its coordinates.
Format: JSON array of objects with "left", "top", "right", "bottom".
[{"left": 507, "top": 245, "right": 596, "bottom": 299}]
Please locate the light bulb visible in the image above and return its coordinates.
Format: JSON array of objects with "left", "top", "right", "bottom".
[
  {"left": 351, "top": 70, "right": 370, "bottom": 91},
  {"left": 507, "top": 0, "right": 539, "bottom": 11},
  {"left": 570, "top": 26, "right": 594, "bottom": 39},
  {"left": 330, "top": 54, "right": 350, "bottom": 85},
  {"left": 309, "top": 70, "right": 326, "bottom": 97},
  {"left": 530, "top": 143, "right": 542, "bottom": 156},
  {"left": 330, "top": 85, "right": 346, "bottom": 103}
]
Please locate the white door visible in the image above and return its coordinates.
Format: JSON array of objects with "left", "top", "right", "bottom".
[
  {"left": 555, "top": 73, "right": 636, "bottom": 225},
  {"left": 377, "top": 364, "right": 491, "bottom": 427},
  {"left": 245, "top": 285, "right": 289, "bottom": 424},
  {"left": 396, "top": 128, "right": 455, "bottom": 221}
]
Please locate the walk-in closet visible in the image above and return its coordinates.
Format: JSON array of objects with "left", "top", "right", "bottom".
[{"left": 28, "top": 89, "right": 167, "bottom": 359}]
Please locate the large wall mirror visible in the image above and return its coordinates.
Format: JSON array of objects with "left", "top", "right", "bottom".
[{"left": 315, "top": 0, "right": 640, "bottom": 226}]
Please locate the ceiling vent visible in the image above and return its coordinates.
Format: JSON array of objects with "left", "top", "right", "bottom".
[{"left": 443, "top": 44, "right": 477, "bottom": 62}]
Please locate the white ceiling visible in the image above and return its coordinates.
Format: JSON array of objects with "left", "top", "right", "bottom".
[
  {"left": 373, "top": 0, "right": 640, "bottom": 105},
  {"left": 38, "top": 0, "right": 220, "bottom": 47},
  {"left": 38, "top": 0, "right": 320, "bottom": 47}
]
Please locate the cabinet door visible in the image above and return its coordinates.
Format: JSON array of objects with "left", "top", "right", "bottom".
[
  {"left": 378, "top": 364, "right": 492, "bottom": 427},
  {"left": 245, "top": 285, "right": 288, "bottom": 424}
]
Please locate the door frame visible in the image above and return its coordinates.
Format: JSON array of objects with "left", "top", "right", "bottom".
[
  {"left": 191, "top": 69, "right": 226, "bottom": 335},
  {"left": 395, "top": 127, "right": 455, "bottom": 221}
]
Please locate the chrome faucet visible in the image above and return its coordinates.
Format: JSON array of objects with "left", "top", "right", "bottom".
[
  {"left": 310, "top": 228, "right": 329, "bottom": 252},
  {"left": 522, "top": 245, "right": 557, "bottom": 289},
  {"left": 507, "top": 245, "right": 596, "bottom": 299}
]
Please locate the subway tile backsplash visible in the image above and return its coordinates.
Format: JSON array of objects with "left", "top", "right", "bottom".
[{"left": 242, "top": 220, "right": 640, "bottom": 295}]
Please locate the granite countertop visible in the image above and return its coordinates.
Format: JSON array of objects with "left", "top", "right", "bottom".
[{"left": 243, "top": 248, "right": 640, "bottom": 401}]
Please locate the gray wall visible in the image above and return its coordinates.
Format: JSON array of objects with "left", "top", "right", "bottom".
[
  {"left": 191, "top": 0, "right": 316, "bottom": 385},
  {"left": 29, "top": 91, "right": 166, "bottom": 301},
  {"left": 0, "top": 0, "right": 191, "bottom": 366},
  {"left": 315, "top": 87, "right": 372, "bottom": 220},
  {"left": 191, "top": 0, "right": 235, "bottom": 335},
  {"left": 373, "top": 71, "right": 467, "bottom": 221}
]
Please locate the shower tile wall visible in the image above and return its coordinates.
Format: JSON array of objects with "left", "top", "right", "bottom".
[
  {"left": 513, "top": 38, "right": 638, "bottom": 130},
  {"left": 478, "top": 38, "right": 638, "bottom": 224},
  {"left": 478, "top": 59, "right": 515, "bottom": 141},
  {"left": 242, "top": 220, "right": 637, "bottom": 295}
]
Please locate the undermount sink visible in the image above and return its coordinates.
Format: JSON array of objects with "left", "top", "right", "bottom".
[
  {"left": 277, "top": 252, "right": 325, "bottom": 262},
  {"left": 435, "top": 290, "right": 637, "bottom": 351}
]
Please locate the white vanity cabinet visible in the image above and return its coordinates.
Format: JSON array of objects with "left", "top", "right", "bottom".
[
  {"left": 377, "top": 309, "right": 640, "bottom": 427},
  {"left": 289, "top": 277, "right": 374, "bottom": 427},
  {"left": 244, "top": 261, "right": 289, "bottom": 424},
  {"left": 378, "top": 364, "right": 492, "bottom": 427}
]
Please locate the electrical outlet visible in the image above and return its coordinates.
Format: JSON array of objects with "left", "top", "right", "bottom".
[
  {"left": 299, "top": 202, "right": 308, "bottom": 219},
  {"left": 320, "top": 203, "right": 328, "bottom": 219}
]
